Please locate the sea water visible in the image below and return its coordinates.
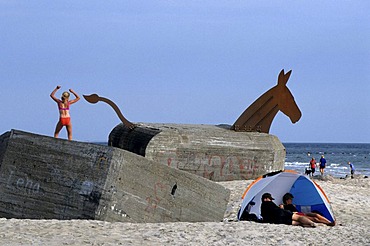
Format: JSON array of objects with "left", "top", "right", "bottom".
[{"left": 284, "top": 143, "right": 370, "bottom": 178}]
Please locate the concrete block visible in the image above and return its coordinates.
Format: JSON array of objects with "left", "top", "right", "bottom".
[
  {"left": 0, "top": 129, "right": 230, "bottom": 222},
  {"left": 109, "top": 123, "right": 286, "bottom": 181}
]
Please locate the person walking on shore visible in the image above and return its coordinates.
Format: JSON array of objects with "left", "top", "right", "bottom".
[
  {"left": 310, "top": 157, "right": 317, "bottom": 177},
  {"left": 319, "top": 155, "right": 326, "bottom": 175},
  {"left": 348, "top": 162, "right": 355, "bottom": 179},
  {"left": 50, "top": 86, "right": 80, "bottom": 140}
]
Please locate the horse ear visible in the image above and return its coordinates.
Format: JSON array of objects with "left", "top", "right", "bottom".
[{"left": 278, "top": 69, "right": 292, "bottom": 85}]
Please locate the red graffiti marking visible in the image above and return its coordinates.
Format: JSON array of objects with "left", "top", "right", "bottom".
[
  {"left": 145, "top": 181, "right": 167, "bottom": 213},
  {"left": 153, "top": 150, "right": 263, "bottom": 181}
]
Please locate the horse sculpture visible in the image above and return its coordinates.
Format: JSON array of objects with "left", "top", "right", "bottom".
[
  {"left": 84, "top": 69, "right": 301, "bottom": 134},
  {"left": 231, "top": 69, "right": 301, "bottom": 133},
  {"left": 83, "top": 69, "right": 300, "bottom": 181}
]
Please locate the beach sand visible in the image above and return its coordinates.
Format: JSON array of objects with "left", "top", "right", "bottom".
[{"left": 0, "top": 177, "right": 369, "bottom": 246}]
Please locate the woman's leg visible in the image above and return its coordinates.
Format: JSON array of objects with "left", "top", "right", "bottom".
[
  {"left": 306, "top": 213, "right": 335, "bottom": 226},
  {"left": 66, "top": 124, "right": 73, "bottom": 140},
  {"left": 54, "top": 121, "right": 63, "bottom": 138},
  {"left": 292, "top": 213, "right": 316, "bottom": 227}
]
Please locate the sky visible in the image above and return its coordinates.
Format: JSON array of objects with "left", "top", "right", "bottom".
[{"left": 1, "top": 1, "right": 369, "bottom": 143}]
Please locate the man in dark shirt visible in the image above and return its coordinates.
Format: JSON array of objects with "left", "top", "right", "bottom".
[
  {"left": 319, "top": 155, "right": 327, "bottom": 175},
  {"left": 260, "top": 193, "right": 316, "bottom": 227}
]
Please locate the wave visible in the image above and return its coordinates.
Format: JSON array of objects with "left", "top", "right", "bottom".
[{"left": 285, "top": 162, "right": 308, "bottom": 166}]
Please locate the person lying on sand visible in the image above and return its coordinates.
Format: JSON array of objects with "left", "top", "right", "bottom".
[
  {"left": 261, "top": 193, "right": 316, "bottom": 227},
  {"left": 279, "top": 193, "right": 335, "bottom": 226}
]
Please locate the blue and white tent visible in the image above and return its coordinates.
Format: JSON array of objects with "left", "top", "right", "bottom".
[{"left": 238, "top": 170, "right": 335, "bottom": 223}]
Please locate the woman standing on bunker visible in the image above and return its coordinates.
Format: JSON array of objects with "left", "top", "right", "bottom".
[{"left": 50, "top": 85, "right": 80, "bottom": 140}]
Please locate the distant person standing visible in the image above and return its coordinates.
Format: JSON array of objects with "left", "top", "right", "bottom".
[
  {"left": 348, "top": 162, "right": 355, "bottom": 179},
  {"left": 310, "top": 157, "right": 317, "bottom": 177},
  {"left": 319, "top": 155, "right": 326, "bottom": 175},
  {"left": 50, "top": 86, "right": 80, "bottom": 140}
]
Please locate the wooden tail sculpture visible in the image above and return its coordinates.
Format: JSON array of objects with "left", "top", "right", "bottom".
[{"left": 83, "top": 94, "right": 135, "bottom": 130}]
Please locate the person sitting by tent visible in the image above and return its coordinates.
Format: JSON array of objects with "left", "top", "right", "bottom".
[
  {"left": 279, "top": 193, "right": 335, "bottom": 226},
  {"left": 260, "top": 193, "right": 316, "bottom": 227}
]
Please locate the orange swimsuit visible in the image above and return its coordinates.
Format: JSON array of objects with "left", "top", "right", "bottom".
[
  {"left": 58, "top": 102, "right": 70, "bottom": 126},
  {"left": 58, "top": 101, "right": 70, "bottom": 111},
  {"left": 59, "top": 117, "right": 71, "bottom": 126}
]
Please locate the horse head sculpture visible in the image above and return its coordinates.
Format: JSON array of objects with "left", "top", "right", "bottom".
[{"left": 231, "top": 69, "right": 302, "bottom": 133}]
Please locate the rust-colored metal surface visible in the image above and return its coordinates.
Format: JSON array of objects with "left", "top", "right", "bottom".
[
  {"left": 83, "top": 94, "right": 135, "bottom": 129},
  {"left": 231, "top": 69, "right": 301, "bottom": 133}
]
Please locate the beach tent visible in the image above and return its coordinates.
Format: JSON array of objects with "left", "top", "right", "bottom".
[{"left": 237, "top": 170, "right": 335, "bottom": 223}]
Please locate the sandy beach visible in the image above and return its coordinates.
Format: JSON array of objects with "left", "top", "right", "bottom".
[{"left": 0, "top": 176, "right": 369, "bottom": 246}]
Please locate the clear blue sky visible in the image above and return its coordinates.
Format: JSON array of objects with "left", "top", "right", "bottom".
[{"left": 1, "top": 1, "right": 369, "bottom": 143}]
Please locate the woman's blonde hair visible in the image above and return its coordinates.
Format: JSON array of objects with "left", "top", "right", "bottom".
[{"left": 62, "top": 91, "right": 70, "bottom": 99}]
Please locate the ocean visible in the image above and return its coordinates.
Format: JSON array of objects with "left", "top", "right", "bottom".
[{"left": 284, "top": 143, "right": 370, "bottom": 178}]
